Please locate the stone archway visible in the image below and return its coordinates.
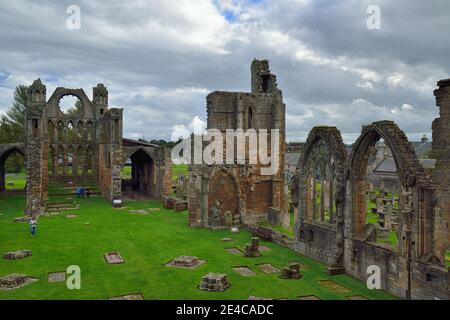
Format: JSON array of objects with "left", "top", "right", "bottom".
[
  {"left": 122, "top": 148, "right": 155, "bottom": 199},
  {"left": 207, "top": 170, "right": 239, "bottom": 226},
  {"left": 347, "top": 121, "right": 437, "bottom": 259},
  {"left": 0, "top": 144, "right": 27, "bottom": 193},
  {"left": 294, "top": 126, "right": 347, "bottom": 267}
]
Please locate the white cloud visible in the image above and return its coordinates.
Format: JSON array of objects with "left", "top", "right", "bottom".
[
  {"left": 0, "top": 0, "right": 447, "bottom": 143},
  {"left": 171, "top": 116, "right": 207, "bottom": 141}
]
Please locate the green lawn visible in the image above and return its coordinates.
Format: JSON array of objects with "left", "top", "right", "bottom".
[
  {"left": 121, "top": 164, "right": 188, "bottom": 182},
  {"left": 260, "top": 212, "right": 295, "bottom": 236},
  {"left": 5, "top": 173, "right": 26, "bottom": 190},
  {"left": 172, "top": 164, "right": 188, "bottom": 182},
  {"left": 366, "top": 200, "right": 398, "bottom": 247},
  {"left": 0, "top": 195, "right": 395, "bottom": 300}
]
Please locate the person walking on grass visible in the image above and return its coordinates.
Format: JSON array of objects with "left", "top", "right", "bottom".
[{"left": 29, "top": 217, "right": 37, "bottom": 237}]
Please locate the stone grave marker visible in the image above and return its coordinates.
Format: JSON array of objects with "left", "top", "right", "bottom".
[
  {"left": 244, "top": 237, "right": 261, "bottom": 257},
  {"left": 3, "top": 250, "right": 32, "bottom": 260},
  {"left": 109, "top": 293, "right": 144, "bottom": 300},
  {"left": 165, "top": 256, "right": 206, "bottom": 269},
  {"left": 199, "top": 273, "right": 230, "bottom": 292},
  {"left": 347, "top": 295, "right": 368, "bottom": 300},
  {"left": 232, "top": 266, "right": 256, "bottom": 277},
  {"left": 298, "top": 295, "right": 321, "bottom": 300},
  {"left": 317, "top": 280, "right": 351, "bottom": 294},
  {"left": 0, "top": 273, "right": 39, "bottom": 290},
  {"left": 48, "top": 272, "right": 66, "bottom": 283},
  {"left": 225, "top": 247, "right": 242, "bottom": 255},
  {"left": 257, "top": 263, "right": 280, "bottom": 274},
  {"left": 104, "top": 252, "right": 125, "bottom": 264},
  {"left": 258, "top": 245, "right": 272, "bottom": 252}
]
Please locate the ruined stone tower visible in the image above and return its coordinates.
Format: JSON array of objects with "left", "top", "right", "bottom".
[
  {"left": 432, "top": 78, "right": 450, "bottom": 244},
  {"left": 188, "top": 59, "right": 286, "bottom": 228}
]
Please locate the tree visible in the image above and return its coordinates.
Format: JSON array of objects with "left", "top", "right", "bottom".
[
  {"left": 66, "top": 99, "right": 83, "bottom": 116},
  {"left": 0, "top": 85, "right": 28, "bottom": 143}
]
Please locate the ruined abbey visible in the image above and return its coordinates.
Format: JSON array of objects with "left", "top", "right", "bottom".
[
  {"left": 0, "top": 80, "right": 172, "bottom": 216},
  {"left": 0, "top": 59, "right": 449, "bottom": 300}
]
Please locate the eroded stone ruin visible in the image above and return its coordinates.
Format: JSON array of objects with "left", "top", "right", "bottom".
[
  {"left": 187, "top": 59, "right": 286, "bottom": 228},
  {"left": 0, "top": 80, "right": 172, "bottom": 216}
]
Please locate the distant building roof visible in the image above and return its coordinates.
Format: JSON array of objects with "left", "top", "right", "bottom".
[
  {"left": 414, "top": 141, "right": 432, "bottom": 158},
  {"left": 286, "top": 152, "right": 301, "bottom": 166},
  {"left": 373, "top": 157, "right": 436, "bottom": 174},
  {"left": 374, "top": 158, "right": 397, "bottom": 173}
]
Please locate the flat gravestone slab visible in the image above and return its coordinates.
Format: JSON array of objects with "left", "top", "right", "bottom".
[
  {"left": 66, "top": 214, "right": 77, "bottom": 219},
  {"left": 3, "top": 250, "right": 32, "bottom": 260},
  {"left": 0, "top": 273, "right": 39, "bottom": 290},
  {"left": 165, "top": 256, "right": 206, "bottom": 269},
  {"left": 248, "top": 296, "right": 272, "bottom": 300},
  {"left": 48, "top": 272, "right": 66, "bottom": 283},
  {"left": 233, "top": 266, "right": 256, "bottom": 277},
  {"left": 298, "top": 295, "right": 321, "bottom": 300},
  {"left": 347, "top": 295, "right": 368, "bottom": 300},
  {"left": 109, "top": 293, "right": 144, "bottom": 300},
  {"left": 225, "top": 247, "right": 242, "bottom": 255},
  {"left": 317, "top": 280, "right": 351, "bottom": 294},
  {"left": 104, "top": 252, "right": 125, "bottom": 264},
  {"left": 257, "top": 263, "right": 280, "bottom": 274},
  {"left": 258, "top": 246, "right": 272, "bottom": 252}
]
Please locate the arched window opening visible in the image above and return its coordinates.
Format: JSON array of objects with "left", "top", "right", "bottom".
[
  {"left": 58, "top": 95, "right": 83, "bottom": 116},
  {"left": 1, "top": 149, "right": 26, "bottom": 192},
  {"left": 247, "top": 108, "right": 254, "bottom": 129}
]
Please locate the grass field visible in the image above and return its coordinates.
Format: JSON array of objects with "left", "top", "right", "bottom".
[
  {"left": 0, "top": 195, "right": 395, "bottom": 300},
  {"left": 121, "top": 164, "right": 188, "bottom": 182},
  {"left": 5, "top": 173, "right": 26, "bottom": 190},
  {"left": 366, "top": 200, "right": 398, "bottom": 247}
]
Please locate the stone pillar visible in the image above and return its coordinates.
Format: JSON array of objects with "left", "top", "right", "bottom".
[
  {"left": 320, "top": 179, "right": 325, "bottom": 221},
  {"left": 432, "top": 78, "right": 450, "bottom": 243},
  {"left": 25, "top": 125, "right": 44, "bottom": 216},
  {"left": 329, "top": 178, "right": 334, "bottom": 223},
  {"left": 25, "top": 79, "right": 46, "bottom": 217},
  {"left": 312, "top": 176, "right": 317, "bottom": 220}
]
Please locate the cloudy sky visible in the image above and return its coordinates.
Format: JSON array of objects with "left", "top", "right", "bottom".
[{"left": 0, "top": 0, "right": 449, "bottom": 143}]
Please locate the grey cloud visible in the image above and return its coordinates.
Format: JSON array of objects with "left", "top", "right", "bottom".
[{"left": 0, "top": 0, "right": 448, "bottom": 144}]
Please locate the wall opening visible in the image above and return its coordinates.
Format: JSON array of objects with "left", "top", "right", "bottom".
[
  {"left": 0, "top": 148, "right": 26, "bottom": 193},
  {"left": 121, "top": 149, "right": 154, "bottom": 200}
]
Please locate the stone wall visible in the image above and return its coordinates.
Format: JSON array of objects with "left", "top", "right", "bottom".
[
  {"left": 188, "top": 59, "right": 286, "bottom": 228},
  {"left": 432, "top": 79, "right": 450, "bottom": 244},
  {"left": 293, "top": 120, "right": 449, "bottom": 299},
  {"left": 17, "top": 79, "right": 170, "bottom": 211}
]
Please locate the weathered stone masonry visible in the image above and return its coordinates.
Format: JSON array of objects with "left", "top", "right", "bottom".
[
  {"left": 188, "top": 59, "right": 287, "bottom": 228},
  {"left": 0, "top": 79, "right": 172, "bottom": 216},
  {"left": 293, "top": 119, "right": 450, "bottom": 299}
]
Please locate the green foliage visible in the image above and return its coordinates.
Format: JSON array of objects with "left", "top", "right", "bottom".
[
  {"left": 65, "top": 99, "right": 83, "bottom": 117},
  {"left": 4, "top": 154, "right": 25, "bottom": 174},
  {"left": 0, "top": 195, "right": 395, "bottom": 300},
  {"left": 0, "top": 85, "right": 28, "bottom": 144},
  {"left": 4, "top": 172, "right": 26, "bottom": 190},
  {"left": 137, "top": 137, "right": 182, "bottom": 149}
]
